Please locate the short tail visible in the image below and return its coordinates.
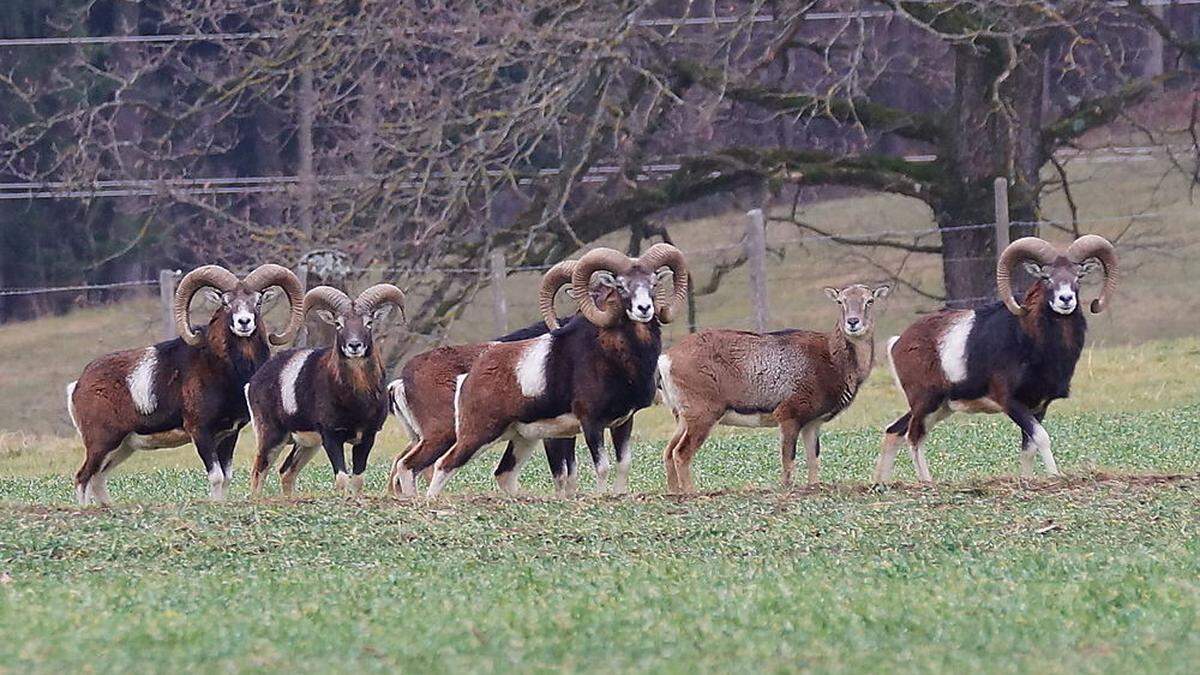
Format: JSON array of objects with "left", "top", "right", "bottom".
[
  {"left": 65, "top": 381, "right": 81, "bottom": 436},
  {"left": 885, "top": 336, "right": 905, "bottom": 399},
  {"left": 388, "top": 378, "right": 421, "bottom": 439},
  {"left": 243, "top": 384, "right": 257, "bottom": 439},
  {"left": 657, "top": 355, "right": 680, "bottom": 413}
]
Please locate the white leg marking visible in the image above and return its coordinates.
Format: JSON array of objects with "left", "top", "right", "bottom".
[
  {"left": 208, "top": 464, "right": 226, "bottom": 500},
  {"left": 279, "top": 350, "right": 313, "bottom": 416},
  {"left": 514, "top": 334, "right": 552, "bottom": 398},
  {"left": 496, "top": 440, "right": 536, "bottom": 494},
  {"left": 388, "top": 379, "right": 422, "bottom": 439},
  {"left": 613, "top": 439, "right": 633, "bottom": 495},
  {"left": 594, "top": 452, "right": 611, "bottom": 493},
  {"left": 426, "top": 466, "right": 453, "bottom": 498},
  {"left": 875, "top": 431, "right": 904, "bottom": 483},
  {"left": 937, "top": 312, "right": 975, "bottom": 384},
  {"left": 349, "top": 474, "right": 364, "bottom": 495},
  {"left": 1031, "top": 422, "right": 1058, "bottom": 476},
  {"left": 397, "top": 463, "right": 418, "bottom": 496},
  {"left": 75, "top": 482, "right": 89, "bottom": 506},
  {"left": 334, "top": 471, "right": 351, "bottom": 494},
  {"left": 126, "top": 347, "right": 159, "bottom": 415}
]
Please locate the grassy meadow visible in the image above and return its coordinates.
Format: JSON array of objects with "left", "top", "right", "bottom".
[{"left": 0, "top": 152, "right": 1198, "bottom": 673}]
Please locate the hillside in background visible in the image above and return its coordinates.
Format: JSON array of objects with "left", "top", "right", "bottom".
[{"left": 2, "top": 153, "right": 1197, "bottom": 438}]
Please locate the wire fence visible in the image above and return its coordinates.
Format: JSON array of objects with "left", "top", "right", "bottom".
[{"left": 0, "top": 207, "right": 1161, "bottom": 349}]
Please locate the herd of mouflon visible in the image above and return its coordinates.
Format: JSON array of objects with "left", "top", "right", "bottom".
[{"left": 65, "top": 234, "right": 1118, "bottom": 505}]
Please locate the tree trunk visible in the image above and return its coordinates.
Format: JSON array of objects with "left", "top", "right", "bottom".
[{"left": 939, "top": 40, "right": 1046, "bottom": 308}]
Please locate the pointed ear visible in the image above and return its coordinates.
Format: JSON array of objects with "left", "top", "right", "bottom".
[
  {"left": 1078, "top": 260, "right": 1101, "bottom": 278},
  {"left": 823, "top": 287, "right": 840, "bottom": 301},
  {"left": 316, "top": 310, "right": 339, "bottom": 326},
  {"left": 372, "top": 306, "right": 392, "bottom": 323},
  {"left": 591, "top": 271, "right": 618, "bottom": 288},
  {"left": 201, "top": 288, "right": 224, "bottom": 307},
  {"left": 654, "top": 268, "right": 673, "bottom": 286},
  {"left": 1022, "top": 261, "right": 1047, "bottom": 278},
  {"left": 873, "top": 285, "right": 891, "bottom": 299}
]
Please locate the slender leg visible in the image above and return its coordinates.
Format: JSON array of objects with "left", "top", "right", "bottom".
[
  {"left": 610, "top": 419, "right": 634, "bottom": 494},
  {"left": 906, "top": 404, "right": 947, "bottom": 484},
  {"left": 428, "top": 430, "right": 499, "bottom": 499},
  {"left": 89, "top": 439, "right": 135, "bottom": 506},
  {"left": 75, "top": 447, "right": 110, "bottom": 506},
  {"left": 582, "top": 422, "right": 608, "bottom": 493},
  {"left": 250, "top": 422, "right": 289, "bottom": 495},
  {"left": 396, "top": 436, "right": 454, "bottom": 497},
  {"left": 321, "top": 431, "right": 350, "bottom": 493},
  {"left": 190, "top": 429, "right": 225, "bottom": 501},
  {"left": 800, "top": 421, "right": 822, "bottom": 485},
  {"left": 874, "top": 413, "right": 910, "bottom": 484},
  {"left": 1005, "top": 401, "right": 1058, "bottom": 478},
  {"left": 349, "top": 431, "right": 376, "bottom": 495},
  {"left": 542, "top": 438, "right": 576, "bottom": 497},
  {"left": 778, "top": 419, "right": 801, "bottom": 488},
  {"left": 662, "top": 424, "right": 686, "bottom": 493},
  {"left": 280, "top": 442, "right": 320, "bottom": 496},
  {"left": 215, "top": 429, "right": 239, "bottom": 498},
  {"left": 496, "top": 437, "right": 537, "bottom": 494},
  {"left": 385, "top": 441, "right": 416, "bottom": 497},
  {"left": 671, "top": 413, "right": 716, "bottom": 494}
]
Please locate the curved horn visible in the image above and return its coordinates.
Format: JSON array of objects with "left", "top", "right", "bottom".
[
  {"left": 173, "top": 265, "right": 239, "bottom": 347},
  {"left": 354, "top": 283, "right": 407, "bottom": 321},
  {"left": 1066, "top": 234, "right": 1118, "bottom": 314},
  {"left": 538, "top": 260, "right": 577, "bottom": 331},
  {"left": 638, "top": 243, "right": 689, "bottom": 324},
  {"left": 302, "top": 286, "right": 352, "bottom": 320},
  {"left": 996, "top": 237, "right": 1060, "bottom": 316},
  {"left": 242, "top": 263, "right": 305, "bottom": 346},
  {"left": 570, "top": 248, "right": 631, "bottom": 327}
]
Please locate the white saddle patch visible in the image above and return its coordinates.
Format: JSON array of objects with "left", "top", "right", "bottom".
[
  {"left": 514, "top": 335, "right": 552, "bottom": 398},
  {"left": 280, "top": 350, "right": 313, "bottom": 415},
  {"left": 127, "top": 347, "right": 158, "bottom": 415},
  {"left": 937, "top": 312, "right": 975, "bottom": 384}
]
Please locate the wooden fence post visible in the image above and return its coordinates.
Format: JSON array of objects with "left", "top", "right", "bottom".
[
  {"left": 744, "top": 208, "right": 769, "bottom": 333},
  {"left": 993, "top": 177, "right": 1010, "bottom": 255},
  {"left": 159, "top": 269, "right": 180, "bottom": 340},
  {"left": 489, "top": 249, "right": 508, "bottom": 335}
]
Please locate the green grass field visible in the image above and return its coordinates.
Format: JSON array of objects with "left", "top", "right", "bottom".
[{"left": 2, "top": 404, "right": 1198, "bottom": 673}]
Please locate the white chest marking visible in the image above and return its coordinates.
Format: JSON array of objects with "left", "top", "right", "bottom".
[
  {"left": 938, "top": 312, "right": 975, "bottom": 384},
  {"left": 280, "top": 350, "right": 313, "bottom": 415},
  {"left": 127, "top": 348, "right": 158, "bottom": 415},
  {"left": 515, "top": 335, "right": 552, "bottom": 398}
]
